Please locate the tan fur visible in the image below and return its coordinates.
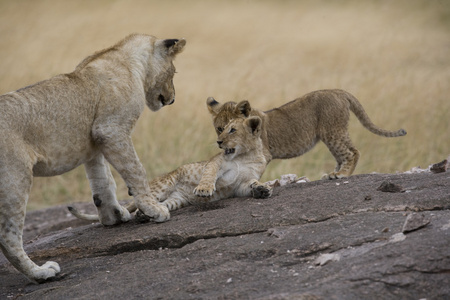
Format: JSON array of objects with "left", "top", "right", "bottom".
[
  {"left": 0, "top": 34, "right": 185, "bottom": 283},
  {"left": 206, "top": 89, "right": 406, "bottom": 179},
  {"left": 69, "top": 116, "right": 272, "bottom": 221}
]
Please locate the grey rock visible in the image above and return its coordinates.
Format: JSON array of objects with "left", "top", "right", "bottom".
[
  {"left": 377, "top": 180, "right": 405, "bottom": 193},
  {"left": 402, "top": 213, "right": 431, "bottom": 233},
  {"left": 430, "top": 158, "right": 448, "bottom": 173},
  {"left": 1, "top": 172, "right": 449, "bottom": 299}
]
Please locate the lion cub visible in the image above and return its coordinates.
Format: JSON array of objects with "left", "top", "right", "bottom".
[
  {"left": 0, "top": 34, "right": 185, "bottom": 283},
  {"left": 206, "top": 89, "right": 406, "bottom": 179},
  {"left": 69, "top": 116, "right": 272, "bottom": 221}
]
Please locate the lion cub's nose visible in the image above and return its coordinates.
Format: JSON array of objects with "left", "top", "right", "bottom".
[{"left": 217, "top": 141, "right": 223, "bottom": 146}]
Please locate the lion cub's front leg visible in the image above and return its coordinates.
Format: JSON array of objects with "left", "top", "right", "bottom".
[
  {"left": 193, "top": 154, "right": 223, "bottom": 198},
  {"left": 94, "top": 129, "right": 170, "bottom": 223},
  {"left": 235, "top": 179, "right": 273, "bottom": 199},
  {"left": 84, "top": 154, "right": 131, "bottom": 225}
]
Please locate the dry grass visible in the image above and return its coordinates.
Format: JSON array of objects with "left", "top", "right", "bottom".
[{"left": 0, "top": 0, "right": 448, "bottom": 210}]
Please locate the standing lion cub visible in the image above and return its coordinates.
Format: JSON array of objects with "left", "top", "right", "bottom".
[
  {"left": 0, "top": 34, "right": 185, "bottom": 283},
  {"left": 206, "top": 89, "right": 406, "bottom": 179}
]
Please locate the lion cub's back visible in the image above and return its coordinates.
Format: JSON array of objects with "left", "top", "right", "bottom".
[
  {"left": 268, "top": 90, "right": 352, "bottom": 129},
  {"left": 262, "top": 89, "right": 353, "bottom": 159}
]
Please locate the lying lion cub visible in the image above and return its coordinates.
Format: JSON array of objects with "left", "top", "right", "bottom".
[
  {"left": 69, "top": 116, "right": 272, "bottom": 221},
  {"left": 0, "top": 34, "right": 185, "bottom": 283},
  {"left": 206, "top": 89, "right": 406, "bottom": 180}
]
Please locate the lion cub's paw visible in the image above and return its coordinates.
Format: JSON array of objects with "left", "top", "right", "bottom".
[
  {"left": 321, "top": 172, "right": 347, "bottom": 180},
  {"left": 116, "top": 205, "right": 132, "bottom": 222},
  {"left": 32, "top": 261, "right": 61, "bottom": 283},
  {"left": 138, "top": 202, "right": 170, "bottom": 223},
  {"left": 134, "top": 210, "right": 151, "bottom": 223},
  {"left": 251, "top": 183, "right": 273, "bottom": 199},
  {"left": 194, "top": 183, "right": 216, "bottom": 197},
  {"left": 98, "top": 204, "right": 132, "bottom": 226}
]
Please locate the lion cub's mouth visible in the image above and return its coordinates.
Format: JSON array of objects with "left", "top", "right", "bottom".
[{"left": 224, "top": 148, "right": 235, "bottom": 155}]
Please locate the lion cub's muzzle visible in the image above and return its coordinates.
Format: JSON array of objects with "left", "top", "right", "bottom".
[
  {"left": 159, "top": 94, "right": 175, "bottom": 106},
  {"left": 224, "top": 148, "right": 235, "bottom": 155},
  {"left": 217, "top": 141, "right": 235, "bottom": 155}
]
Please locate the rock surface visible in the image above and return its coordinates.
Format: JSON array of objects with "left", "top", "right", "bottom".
[{"left": 1, "top": 172, "right": 449, "bottom": 299}]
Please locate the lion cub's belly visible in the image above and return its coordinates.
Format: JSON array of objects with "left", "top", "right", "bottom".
[
  {"left": 268, "top": 135, "right": 319, "bottom": 159},
  {"left": 32, "top": 141, "right": 97, "bottom": 177}
]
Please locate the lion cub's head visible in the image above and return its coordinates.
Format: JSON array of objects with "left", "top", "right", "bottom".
[
  {"left": 217, "top": 116, "right": 262, "bottom": 160},
  {"left": 144, "top": 37, "right": 186, "bottom": 111},
  {"left": 206, "top": 97, "right": 252, "bottom": 136}
]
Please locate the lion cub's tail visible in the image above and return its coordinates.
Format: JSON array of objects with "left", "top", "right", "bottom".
[
  {"left": 67, "top": 203, "right": 137, "bottom": 222},
  {"left": 67, "top": 206, "right": 100, "bottom": 221},
  {"left": 347, "top": 93, "right": 407, "bottom": 137}
]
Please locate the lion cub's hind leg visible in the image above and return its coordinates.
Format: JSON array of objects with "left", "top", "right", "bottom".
[
  {"left": 321, "top": 133, "right": 360, "bottom": 180},
  {"left": 147, "top": 168, "right": 193, "bottom": 212},
  {"left": 0, "top": 150, "right": 60, "bottom": 283},
  {"left": 161, "top": 191, "right": 192, "bottom": 211}
]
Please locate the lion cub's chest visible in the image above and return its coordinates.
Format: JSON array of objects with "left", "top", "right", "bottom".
[
  {"left": 216, "top": 158, "right": 260, "bottom": 190},
  {"left": 217, "top": 160, "right": 240, "bottom": 186}
]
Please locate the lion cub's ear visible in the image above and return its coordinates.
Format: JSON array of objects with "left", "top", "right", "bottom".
[
  {"left": 207, "top": 97, "right": 222, "bottom": 117},
  {"left": 236, "top": 101, "right": 251, "bottom": 117},
  {"left": 244, "top": 116, "right": 262, "bottom": 136},
  {"left": 159, "top": 38, "right": 186, "bottom": 56}
]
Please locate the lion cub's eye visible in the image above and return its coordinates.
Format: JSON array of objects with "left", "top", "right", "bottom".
[
  {"left": 229, "top": 128, "right": 236, "bottom": 134},
  {"left": 217, "top": 127, "right": 224, "bottom": 133}
]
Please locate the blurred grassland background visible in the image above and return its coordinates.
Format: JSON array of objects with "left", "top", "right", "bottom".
[{"left": 0, "top": 0, "right": 448, "bottom": 210}]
